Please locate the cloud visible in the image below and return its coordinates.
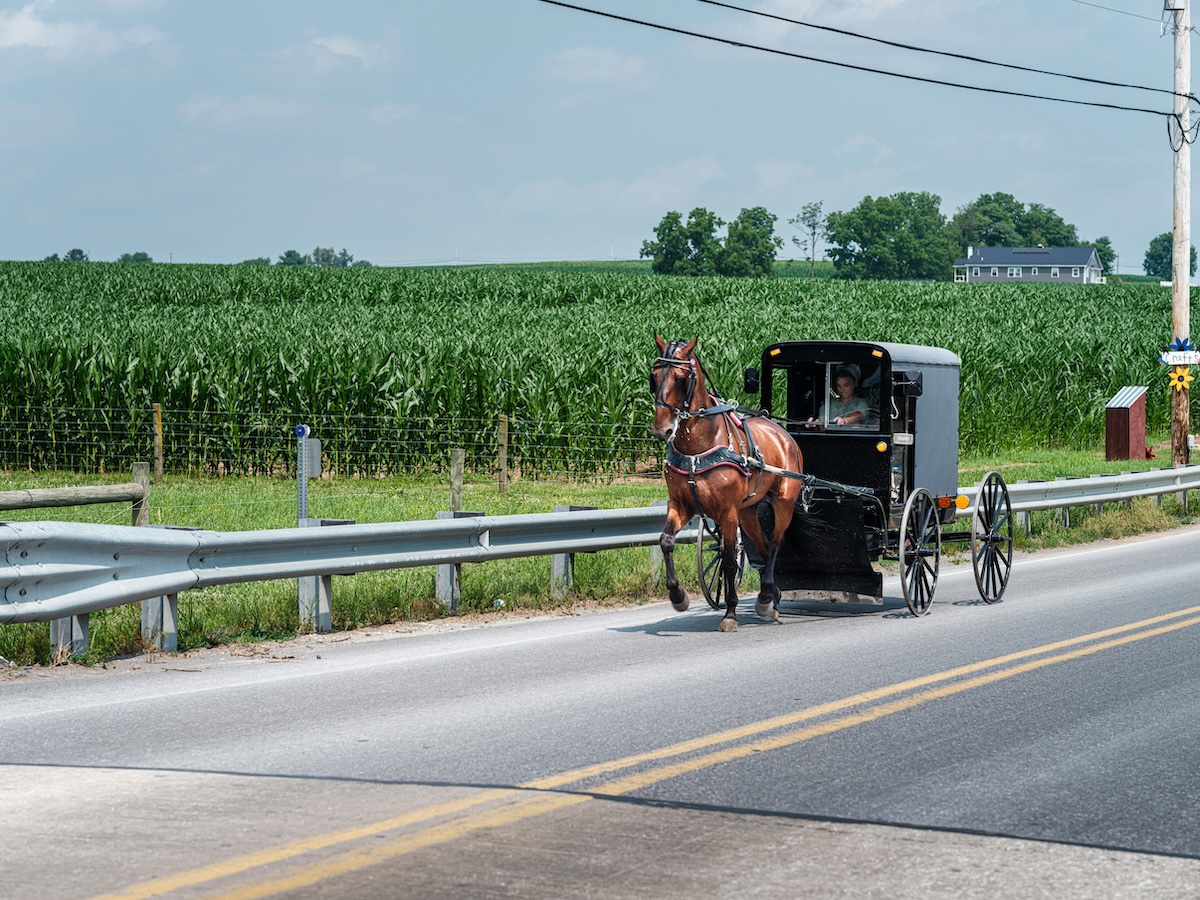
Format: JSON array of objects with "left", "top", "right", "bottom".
[
  {"left": 0, "top": 0, "right": 161, "bottom": 62},
  {"left": 0, "top": 100, "right": 74, "bottom": 149},
  {"left": 837, "top": 134, "right": 897, "bottom": 164},
  {"left": 368, "top": 104, "right": 415, "bottom": 126},
  {"left": 752, "top": 158, "right": 816, "bottom": 194},
  {"left": 544, "top": 46, "right": 655, "bottom": 89},
  {"left": 505, "top": 155, "right": 725, "bottom": 215},
  {"left": 276, "top": 34, "right": 384, "bottom": 75},
  {"left": 179, "top": 94, "right": 305, "bottom": 129}
]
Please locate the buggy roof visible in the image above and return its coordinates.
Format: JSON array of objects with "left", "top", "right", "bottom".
[{"left": 763, "top": 340, "right": 960, "bottom": 371}]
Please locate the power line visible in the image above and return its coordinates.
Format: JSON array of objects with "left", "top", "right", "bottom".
[
  {"left": 1064, "top": 0, "right": 1163, "bottom": 24},
  {"left": 536, "top": 0, "right": 1173, "bottom": 118},
  {"left": 691, "top": 0, "right": 1188, "bottom": 101}
]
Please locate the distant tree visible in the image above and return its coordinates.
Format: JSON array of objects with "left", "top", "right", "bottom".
[
  {"left": 1144, "top": 232, "right": 1197, "bottom": 279},
  {"left": 117, "top": 252, "right": 153, "bottom": 263},
  {"left": 309, "top": 246, "right": 338, "bottom": 266},
  {"left": 350, "top": 259, "right": 373, "bottom": 268},
  {"left": 278, "top": 249, "right": 306, "bottom": 266},
  {"left": 1091, "top": 236, "right": 1116, "bottom": 275},
  {"left": 239, "top": 257, "right": 271, "bottom": 266},
  {"left": 826, "top": 191, "right": 957, "bottom": 281},
  {"left": 1020, "top": 202, "right": 1079, "bottom": 247},
  {"left": 640, "top": 207, "right": 724, "bottom": 276},
  {"left": 720, "top": 206, "right": 782, "bottom": 278},
  {"left": 43, "top": 253, "right": 60, "bottom": 262},
  {"left": 951, "top": 192, "right": 1078, "bottom": 251},
  {"left": 336, "top": 249, "right": 354, "bottom": 267},
  {"left": 788, "top": 201, "right": 825, "bottom": 277},
  {"left": 63, "top": 248, "right": 88, "bottom": 262}
]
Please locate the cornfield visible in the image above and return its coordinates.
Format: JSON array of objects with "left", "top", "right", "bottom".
[{"left": 0, "top": 261, "right": 1188, "bottom": 476}]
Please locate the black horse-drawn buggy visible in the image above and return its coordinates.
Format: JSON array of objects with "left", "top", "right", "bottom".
[{"left": 651, "top": 337, "right": 1013, "bottom": 630}]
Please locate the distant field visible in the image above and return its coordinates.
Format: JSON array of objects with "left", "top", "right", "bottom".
[{"left": 0, "top": 261, "right": 1182, "bottom": 474}]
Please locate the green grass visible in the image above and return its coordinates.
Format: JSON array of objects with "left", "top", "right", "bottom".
[{"left": 2, "top": 441, "right": 1195, "bottom": 667}]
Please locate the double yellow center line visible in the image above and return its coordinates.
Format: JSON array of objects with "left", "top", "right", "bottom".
[{"left": 100, "top": 604, "right": 1200, "bottom": 900}]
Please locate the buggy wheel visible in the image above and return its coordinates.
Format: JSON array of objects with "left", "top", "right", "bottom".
[
  {"left": 900, "top": 488, "right": 941, "bottom": 617},
  {"left": 697, "top": 516, "right": 745, "bottom": 610},
  {"left": 972, "top": 471, "right": 1013, "bottom": 604}
]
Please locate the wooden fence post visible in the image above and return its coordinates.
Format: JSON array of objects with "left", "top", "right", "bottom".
[
  {"left": 498, "top": 415, "right": 508, "bottom": 494},
  {"left": 152, "top": 403, "right": 164, "bottom": 484},
  {"left": 450, "top": 448, "right": 464, "bottom": 512},
  {"left": 131, "top": 462, "right": 149, "bottom": 527}
]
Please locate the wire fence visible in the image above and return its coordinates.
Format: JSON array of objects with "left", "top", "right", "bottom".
[{"left": 0, "top": 406, "right": 664, "bottom": 481}]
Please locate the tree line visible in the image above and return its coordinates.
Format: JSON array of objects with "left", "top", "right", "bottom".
[
  {"left": 41, "top": 247, "right": 373, "bottom": 267},
  {"left": 640, "top": 191, "right": 1193, "bottom": 281}
]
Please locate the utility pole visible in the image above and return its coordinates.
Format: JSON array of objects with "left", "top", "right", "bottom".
[{"left": 1169, "top": 0, "right": 1192, "bottom": 465}]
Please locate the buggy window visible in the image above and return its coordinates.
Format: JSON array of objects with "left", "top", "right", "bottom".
[{"left": 772, "top": 360, "right": 883, "bottom": 431}]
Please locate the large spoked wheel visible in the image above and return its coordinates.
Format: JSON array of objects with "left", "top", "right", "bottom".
[
  {"left": 972, "top": 471, "right": 1014, "bottom": 604},
  {"left": 697, "top": 516, "right": 746, "bottom": 610},
  {"left": 899, "top": 488, "right": 941, "bottom": 617}
]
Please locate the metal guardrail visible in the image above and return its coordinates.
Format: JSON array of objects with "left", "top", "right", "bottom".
[
  {"left": 955, "top": 465, "right": 1200, "bottom": 517},
  {"left": 0, "top": 507, "right": 697, "bottom": 626},
  {"left": 3, "top": 464, "right": 1200, "bottom": 632}
]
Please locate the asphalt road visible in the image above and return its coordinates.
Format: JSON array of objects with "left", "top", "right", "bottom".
[{"left": 4, "top": 528, "right": 1200, "bottom": 899}]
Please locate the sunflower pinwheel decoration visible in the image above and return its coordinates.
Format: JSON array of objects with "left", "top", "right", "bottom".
[
  {"left": 1161, "top": 337, "right": 1200, "bottom": 367},
  {"left": 1169, "top": 365, "right": 1194, "bottom": 392}
]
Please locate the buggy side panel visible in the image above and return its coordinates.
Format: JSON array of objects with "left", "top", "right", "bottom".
[{"left": 743, "top": 495, "right": 883, "bottom": 601}]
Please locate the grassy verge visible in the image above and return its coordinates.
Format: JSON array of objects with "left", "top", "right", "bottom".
[{"left": 1, "top": 441, "right": 1194, "bottom": 666}]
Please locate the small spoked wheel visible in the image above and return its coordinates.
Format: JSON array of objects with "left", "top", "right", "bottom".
[
  {"left": 899, "top": 488, "right": 941, "bottom": 617},
  {"left": 697, "top": 516, "right": 746, "bottom": 610},
  {"left": 972, "top": 471, "right": 1014, "bottom": 604}
]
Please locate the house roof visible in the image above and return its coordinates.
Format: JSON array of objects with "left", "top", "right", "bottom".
[{"left": 953, "top": 246, "right": 1100, "bottom": 267}]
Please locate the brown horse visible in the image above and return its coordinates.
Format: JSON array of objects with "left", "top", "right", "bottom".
[{"left": 651, "top": 335, "right": 804, "bottom": 632}]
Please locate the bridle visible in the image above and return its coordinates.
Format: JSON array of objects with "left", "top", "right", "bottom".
[{"left": 651, "top": 342, "right": 735, "bottom": 441}]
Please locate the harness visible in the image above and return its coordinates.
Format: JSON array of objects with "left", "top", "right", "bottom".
[{"left": 652, "top": 341, "right": 884, "bottom": 522}]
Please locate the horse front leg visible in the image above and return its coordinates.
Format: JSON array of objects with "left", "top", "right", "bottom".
[
  {"left": 717, "top": 510, "right": 742, "bottom": 633},
  {"left": 660, "top": 504, "right": 690, "bottom": 612}
]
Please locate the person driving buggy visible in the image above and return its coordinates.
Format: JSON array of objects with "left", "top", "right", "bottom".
[{"left": 806, "top": 363, "right": 869, "bottom": 429}]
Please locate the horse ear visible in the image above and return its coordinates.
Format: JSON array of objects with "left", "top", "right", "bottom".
[
  {"left": 655, "top": 333, "right": 667, "bottom": 352},
  {"left": 682, "top": 336, "right": 698, "bottom": 357}
]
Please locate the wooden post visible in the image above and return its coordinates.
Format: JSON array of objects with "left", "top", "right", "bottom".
[
  {"left": 498, "top": 415, "right": 509, "bottom": 494},
  {"left": 131, "top": 462, "right": 149, "bottom": 527},
  {"left": 1171, "top": 0, "right": 1192, "bottom": 466},
  {"left": 450, "top": 448, "right": 464, "bottom": 512},
  {"left": 152, "top": 403, "right": 164, "bottom": 484}
]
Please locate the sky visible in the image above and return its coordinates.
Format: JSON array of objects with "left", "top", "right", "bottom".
[{"left": 0, "top": 0, "right": 1191, "bottom": 273}]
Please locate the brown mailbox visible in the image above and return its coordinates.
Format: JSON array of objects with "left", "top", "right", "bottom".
[{"left": 1105, "top": 386, "right": 1148, "bottom": 461}]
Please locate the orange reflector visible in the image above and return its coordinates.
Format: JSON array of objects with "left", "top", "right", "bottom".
[
  {"left": 769, "top": 348, "right": 781, "bottom": 356},
  {"left": 955, "top": 495, "right": 970, "bottom": 509},
  {"left": 937, "top": 496, "right": 954, "bottom": 509},
  {"left": 871, "top": 349, "right": 883, "bottom": 358},
  {"left": 876, "top": 442, "right": 887, "bottom": 453}
]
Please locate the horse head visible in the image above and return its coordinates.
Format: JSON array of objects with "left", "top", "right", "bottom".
[{"left": 651, "top": 334, "right": 702, "bottom": 442}]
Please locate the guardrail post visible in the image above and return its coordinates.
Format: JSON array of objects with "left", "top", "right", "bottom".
[
  {"left": 142, "top": 593, "right": 178, "bottom": 653},
  {"left": 297, "top": 518, "right": 354, "bottom": 632},
  {"left": 436, "top": 510, "right": 483, "bottom": 614},
  {"left": 552, "top": 505, "right": 598, "bottom": 596},
  {"left": 50, "top": 615, "right": 88, "bottom": 661},
  {"left": 141, "top": 524, "right": 199, "bottom": 652}
]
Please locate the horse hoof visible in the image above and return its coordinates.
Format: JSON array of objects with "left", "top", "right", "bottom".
[
  {"left": 717, "top": 618, "right": 739, "bottom": 633},
  {"left": 670, "top": 592, "right": 689, "bottom": 612},
  {"left": 755, "top": 598, "right": 773, "bottom": 618}
]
